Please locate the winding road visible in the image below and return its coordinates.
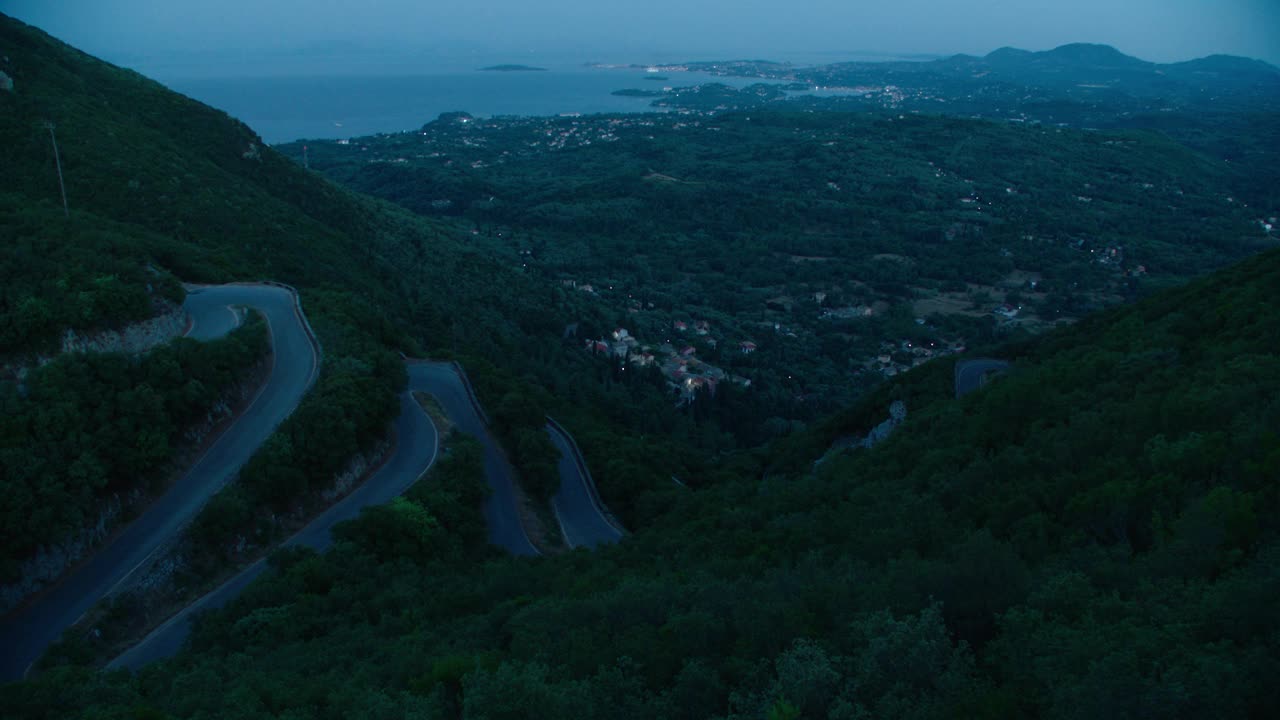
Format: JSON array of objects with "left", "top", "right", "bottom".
[
  {"left": 954, "top": 358, "right": 1011, "bottom": 397},
  {"left": 105, "top": 353, "right": 1006, "bottom": 672},
  {"left": 407, "top": 362, "right": 540, "bottom": 557},
  {"left": 3, "top": 283, "right": 621, "bottom": 680},
  {"left": 109, "top": 361, "right": 543, "bottom": 670},
  {"left": 108, "top": 391, "right": 440, "bottom": 670},
  {"left": 548, "top": 420, "right": 626, "bottom": 548},
  {"left": 0, "top": 284, "right": 319, "bottom": 682}
]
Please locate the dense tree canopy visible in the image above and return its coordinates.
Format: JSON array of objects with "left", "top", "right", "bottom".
[
  {"left": 7, "top": 247, "right": 1277, "bottom": 719},
  {"left": 0, "top": 316, "right": 266, "bottom": 581},
  {"left": 290, "top": 101, "right": 1276, "bottom": 440}
]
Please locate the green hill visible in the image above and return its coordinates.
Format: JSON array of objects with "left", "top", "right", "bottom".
[
  {"left": 0, "top": 13, "right": 553, "bottom": 592},
  {"left": 2, "top": 12, "right": 755, "bottom": 608},
  {"left": 0, "top": 16, "right": 487, "bottom": 319}
]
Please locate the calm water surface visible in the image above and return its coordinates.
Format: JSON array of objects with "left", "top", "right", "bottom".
[{"left": 165, "top": 68, "right": 778, "bottom": 144}]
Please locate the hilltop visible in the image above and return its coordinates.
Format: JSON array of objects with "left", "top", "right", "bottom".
[
  {"left": 680, "top": 43, "right": 1280, "bottom": 104},
  {"left": 657, "top": 45, "right": 1280, "bottom": 164},
  {"left": 622, "top": 44, "right": 1279, "bottom": 213}
]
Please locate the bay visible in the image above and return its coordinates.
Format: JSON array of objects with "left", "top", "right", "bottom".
[{"left": 163, "top": 67, "right": 776, "bottom": 144}]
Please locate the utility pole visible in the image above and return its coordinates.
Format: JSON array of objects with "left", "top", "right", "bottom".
[
  {"left": 303, "top": 144, "right": 309, "bottom": 170},
  {"left": 44, "top": 122, "right": 69, "bottom": 218}
]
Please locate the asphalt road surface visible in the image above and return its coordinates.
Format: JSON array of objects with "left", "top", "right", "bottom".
[
  {"left": 108, "top": 391, "right": 438, "bottom": 671},
  {"left": 954, "top": 358, "right": 1011, "bottom": 397},
  {"left": 407, "top": 362, "right": 539, "bottom": 557},
  {"left": 0, "top": 284, "right": 318, "bottom": 682},
  {"left": 109, "top": 361, "right": 540, "bottom": 671},
  {"left": 547, "top": 423, "right": 625, "bottom": 548},
  {"left": 6, "top": 283, "right": 610, "bottom": 677}
]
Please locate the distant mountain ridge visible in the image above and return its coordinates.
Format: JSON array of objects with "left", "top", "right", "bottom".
[
  {"left": 1168, "top": 53, "right": 1280, "bottom": 77},
  {"left": 1011, "top": 42, "right": 1151, "bottom": 66},
  {"left": 890, "top": 42, "right": 1280, "bottom": 88},
  {"left": 905, "top": 42, "right": 1274, "bottom": 75},
  {"left": 686, "top": 43, "right": 1278, "bottom": 91},
  {"left": 966, "top": 42, "right": 1278, "bottom": 84},
  {"left": 634, "top": 44, "right": 1279, "bottom": 213}
]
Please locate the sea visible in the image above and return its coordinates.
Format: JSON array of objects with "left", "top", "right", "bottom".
[{"left": 162, "top": 66, "right": 781, "bottom": 145}]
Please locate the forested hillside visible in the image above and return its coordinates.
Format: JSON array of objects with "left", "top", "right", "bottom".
[
  {"left": 0, "top": 13, "right": 704, "bottom": 614},
  {"left": 288, "top": 106, "right": 1276, "bottom": 440},
  {"left": 0, "top": 15, "right": 492, "bottom": 596},
  {"left": 667, "top": 46, "right": 1280, "bottom": 172},
  {"left": 0, "top": 317, "right": 266, "bottom": 587},
  {"left": 7, "top": 246, "right": 1276, "bottom": 719}
]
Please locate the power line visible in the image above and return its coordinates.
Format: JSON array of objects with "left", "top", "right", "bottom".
[{"left": 44, "top": 121, "right": 69, "bottom": 218}]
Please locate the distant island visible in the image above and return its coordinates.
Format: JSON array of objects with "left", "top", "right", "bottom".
[
  {"left": 480, "top": 64, "right": 548, "bottom": 72},
  {"left": 643, "top": 75, "right": 669, "bottom": 81},
  {"left": 612, "top": 88, "right": 667, "bottom": 98}
]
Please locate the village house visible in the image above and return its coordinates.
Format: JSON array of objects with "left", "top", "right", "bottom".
[
  {"left": 821, "top": 305, "right": 874, "bottom": 320},
  {"left": 740, "top": 341, "right": 757, "bottom": 354},
  {"left": 993, "top": 304, "right": 1021, "bottom": 320},
  {"left": 675, "top": 375, "right": 719, "bottom": 404}
]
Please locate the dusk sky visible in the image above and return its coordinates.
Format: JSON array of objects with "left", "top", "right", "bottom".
[{"left": 3, "top": 0, "right": 1278, "bottom": 76}]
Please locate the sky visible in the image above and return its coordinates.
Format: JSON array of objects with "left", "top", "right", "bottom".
[{"left": 3, "top": 0, "right": 1278, "bottom": 77}]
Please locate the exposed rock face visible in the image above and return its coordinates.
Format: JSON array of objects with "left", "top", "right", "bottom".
[
  {"left": 0, "top": 306, "right": 238, "bottom": 613},
  {"left": 0, "top": 492, "right": 132, "bottom": 613},
  {"left": 0, "top": 70, "right": 12, "bottom": 92},
  {"left": 321, "top": 440, "right": 392, "bottom": 503},
  {"left": 859, "top": 400, "right": 908, "bottom": 449},
  {"left": 122, "top": 437, "right": 392, "bottom": 603},
  {"left": 2, "top": 302, "right": 189, "bottom": 392},
  {"left": 0, "top": 362, "right": 258, "bottom": 614},
  {"left": 60, "top": 301, "right": 188, "bottom": 355},
  {"left": 814, "top": 400, "right": 909, "bottom": 468}
]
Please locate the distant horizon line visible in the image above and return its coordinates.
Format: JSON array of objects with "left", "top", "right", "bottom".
[{"left": 133, "top": 42, "right": 1276, "bottom": 82}]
